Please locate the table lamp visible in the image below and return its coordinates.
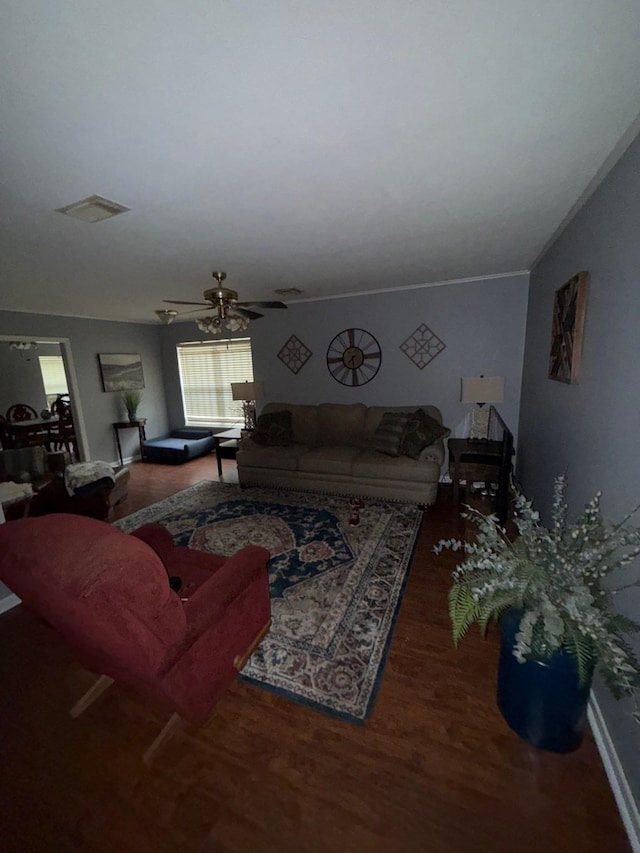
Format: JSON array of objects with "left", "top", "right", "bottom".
[
  {"left": 230, "top": 381, "right": 264, "bottom": 431},
  {"left": 461, "top": 375, "right": 504, "bottom": 439}
]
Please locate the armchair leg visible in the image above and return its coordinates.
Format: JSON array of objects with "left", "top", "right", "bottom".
[
  {"left": 70, "top": 674, "right": 114, "bottom": 718},
  {"left": 143, "top": 712, "right": 184, "bottom": 766},
  {"left": 233, "top": 618, "right": 272, "bottom": 671}
]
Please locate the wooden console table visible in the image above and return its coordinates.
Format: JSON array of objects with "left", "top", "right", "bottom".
[
  {"left": 448, "top": 424, "right": 514, "bottom": 523},
  {"left": 449, "top": 438, "right": 503, "bottom": 504},
  {"left": 112, "top": 419, "right": 147, "bottom": 466}
]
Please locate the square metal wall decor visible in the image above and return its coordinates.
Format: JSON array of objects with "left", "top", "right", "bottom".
[
  {"left": 400, "top": 323, "right": 446, "bottom": 369},
  {"left": 549, "top": 271, "right": 588, "bottom": 384},
  {"left": 277, "top": 335, "right": 312, "bottom": 374}
]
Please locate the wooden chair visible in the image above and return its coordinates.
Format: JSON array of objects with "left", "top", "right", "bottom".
[
  {"left": 50, "top": 394, "right": 71, "bottom": 417},
  {"left": 0, "top": 414, "right": 14, "bottom": 449},
  {"left": 49, "top": 398, "right": 77, "bottom": 457},
  {"left": 6, "top": 403, "right": 38, "bottom": 422}
]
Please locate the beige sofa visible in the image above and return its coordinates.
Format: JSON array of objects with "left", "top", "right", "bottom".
[{"left": 236, "top": 402, "right": 447, "bottom": 505}]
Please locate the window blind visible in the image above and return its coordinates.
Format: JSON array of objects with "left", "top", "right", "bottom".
[
  {"left": 177, "top": 338, "right": 254, "bottom": 427},
  {"left": 38, "top": 355, "right": 69, "bottom": 406}
]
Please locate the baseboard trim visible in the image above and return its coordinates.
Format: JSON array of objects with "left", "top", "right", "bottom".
[
  {"left": 0, "top": 593, "right": 21, "bottom": 615},
  {"left": 588, "top": 693, "right": 640, "bottom": 852}
]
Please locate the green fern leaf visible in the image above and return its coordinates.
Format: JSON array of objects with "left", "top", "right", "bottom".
[
  {"left": 563, "top": 626, "right": 596, "bottom": 687},
  {"left": 448, "top": 584, "right": 481, "bottom": 646}
]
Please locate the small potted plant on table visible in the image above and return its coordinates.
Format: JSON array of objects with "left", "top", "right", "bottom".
[
  {"left": 123, "top": 390, "right": 142, "bottom": 423},
  {"left": 435, "top": 475, "right": 640, "bottom": 752}
]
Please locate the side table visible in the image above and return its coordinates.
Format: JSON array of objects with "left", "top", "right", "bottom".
[
  {"left": 448, "top": 437, "right": 503, "bottom": 505},
  {"left": 213, "top": 427, "right": 243, "bottom": 476},
  {"left": 112, "top": 419, "right": 147, "bottom": 466}
]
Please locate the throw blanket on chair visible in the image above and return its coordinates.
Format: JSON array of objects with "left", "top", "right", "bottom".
[{"left": 64, "top": 462, "right": 115, "bottom": 497}]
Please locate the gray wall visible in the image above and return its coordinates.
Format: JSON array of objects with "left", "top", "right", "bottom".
[
  {"left": 0, "top": 343, "right": 51, "bottom": 417},
  {"left": 158, "top": 274, "right": 529, "bottom": 451},
  {"left": 0, "top": 312, "right": 168, "bottom": 463},
  {"left": 249, "top": 274, "right": 529, "bottom": 447},
  {"left": 518, "top": 132, "right": 640, "bottom": 802}
]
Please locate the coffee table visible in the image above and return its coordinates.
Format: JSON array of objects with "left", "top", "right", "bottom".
[{"left": 214, "top": 427, "right": 243, "bottom": 476}]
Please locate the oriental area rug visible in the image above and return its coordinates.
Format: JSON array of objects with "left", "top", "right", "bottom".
[{"left": 116, "top": 481, "right": 422, "bottom": 723}]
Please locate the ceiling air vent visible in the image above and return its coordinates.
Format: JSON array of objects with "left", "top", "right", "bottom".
[
  {"left": 56, "top": 194, "right": 130, "bottom": 223},
  {"left": 274, "top": 287, "right": 303, "bottom": 297}
]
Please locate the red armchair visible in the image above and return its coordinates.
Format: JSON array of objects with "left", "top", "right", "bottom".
[{"left": 0, "top": 514, "right": 271, "bottom": 761}]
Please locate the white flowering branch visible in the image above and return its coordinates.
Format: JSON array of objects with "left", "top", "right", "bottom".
[{"left": 436, "top": 476, "right": 640, "bottom": 720}]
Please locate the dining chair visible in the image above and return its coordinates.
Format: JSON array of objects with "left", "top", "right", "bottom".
[
  {"left": 6, "top": 403, "right": 39, "bottom": 422},
  {"left": 0, "top": 414, "right": 14, "bottom": 449},
  {"left": 50, "top": 394, "right": 71, "bottom": 417},
  {"left": 49, "top": 406, "right": 76, "bottom": 457}
]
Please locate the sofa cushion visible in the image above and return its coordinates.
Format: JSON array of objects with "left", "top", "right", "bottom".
[
  {"left": 401, "top": 409, "right": 450, "bottom": 459},
  {"left": 364, "top": 405, "right": 442, "bottom": 436},
  {"left": 317, "top": 403, "right": 367, "bottom": 447},
  {"left": 298, "top": 446, "right": 362, "bottom": 475},
  {"left": 370, "top": 412, "right": 409, "bottom": 456},
  {"left": 252, "top": 410, "right": 293, "bottom": 446},
  {"left": 353, "top": 450, "right": 442, "bottom": 483},
  {"left": 237, "top": 444, "right": 308, "bottom": 471},
  {"left": 261, "top": 403, "right": 318, "bottom": 446}
]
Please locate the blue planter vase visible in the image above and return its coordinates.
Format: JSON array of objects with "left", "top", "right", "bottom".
[{"left": 497, "top": 609, "right": 594, "bottom": 753}]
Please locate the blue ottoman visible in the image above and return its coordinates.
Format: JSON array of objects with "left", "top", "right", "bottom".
[{"left": 143, "top": 428, "right": 217, "bottom": 464}]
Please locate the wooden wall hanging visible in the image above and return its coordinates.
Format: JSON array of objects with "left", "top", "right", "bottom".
[{"left": 548, "top": 271, "right": 588, "bottom": 384}]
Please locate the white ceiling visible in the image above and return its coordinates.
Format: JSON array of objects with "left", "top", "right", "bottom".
[{"left": 2, "top": 0, "right": 640, "bottom": 324}]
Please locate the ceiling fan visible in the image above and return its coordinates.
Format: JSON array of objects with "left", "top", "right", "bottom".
[{"left": 159, "top": 271, "right": 287, "bottom": 334}]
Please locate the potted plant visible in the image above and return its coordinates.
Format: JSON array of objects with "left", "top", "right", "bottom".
[
  {"left": 122, "top": 390, "right": 142, "bottom": 423},
  {"left": 435, "top": 475, "right": 640, "bottom": 752}
]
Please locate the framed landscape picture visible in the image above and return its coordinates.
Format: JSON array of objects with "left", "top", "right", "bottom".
[
  {"left": 548, "top": 271, "right": 588, "bottom": 384},
  {"left": 98, "top": 353, "right": 145, "bottom": 392}
]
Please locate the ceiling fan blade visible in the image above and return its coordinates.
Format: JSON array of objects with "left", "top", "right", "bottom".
[
  {"left": 234, "top": 307, "right": 264, "bottom": 320},
  {"left": 176, "top": 306, "right": 216, "bottom": 316},
  {"left": 236, "top": 300, "right": 288, "bottom": 309},
  {"left": 164, "top": 299, "right": 212, "bottom": 307}
]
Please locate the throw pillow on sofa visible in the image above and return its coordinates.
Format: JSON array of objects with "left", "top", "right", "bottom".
[
  {"left": 252, "top": 410, "right": 293, "bottom": 446},
  {"left": 370, "top": 412, "right": 409, "bottom": 456},
  {"left": 401, "top": 409, "right": 449, "bottom": 459}
]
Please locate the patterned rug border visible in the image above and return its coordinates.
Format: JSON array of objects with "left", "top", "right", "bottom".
[
  {"left": 238, "top": 531, "right": 418, "bottom": 725},
  {"left": 116, "top": 479, "right": 423, "bottom": 723},
  {"left": 114, "top": 480, "right": 237, "bottom": 531}
]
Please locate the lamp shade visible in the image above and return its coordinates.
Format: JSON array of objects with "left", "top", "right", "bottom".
[
  {"left": 231, "top": 381, "right": 263, "bottom": 401},
  {"left": 461, "top": 376, "right": 504, "bottom": 405}
]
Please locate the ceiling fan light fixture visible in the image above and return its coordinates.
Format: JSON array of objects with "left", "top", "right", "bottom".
[
  {"left": 196, "top": 315, "right": 223, "bottom": 334},
  {"left": 155, "top": 309, "right": 178, "bottom": 324},
  {"left": 196, "top": 313, "right": 249, "bottom": 335},
  {"left": 165, "top": 271, "right": 288, "bottom": 334},
  {"left": 225, "top": 314, "right": 250, "bottom": 332}
]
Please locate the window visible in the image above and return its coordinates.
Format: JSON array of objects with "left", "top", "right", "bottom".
[
  {"left": 38, "top": 355, "right": 69, "bottom": 407},
  {"left": 177, "top": 338, "right": 254, "bottom": 427}
]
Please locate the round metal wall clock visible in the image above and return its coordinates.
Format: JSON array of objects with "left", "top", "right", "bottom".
[{"left": 326, "top": 328, "right": 382, "bottom": 386}]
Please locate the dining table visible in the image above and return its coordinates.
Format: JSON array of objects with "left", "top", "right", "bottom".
[{"left": 5, "top": 416, "right": 60, "bottom": 448}]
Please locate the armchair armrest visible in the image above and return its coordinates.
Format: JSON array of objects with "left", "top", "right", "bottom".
[
  {"left": 131, "top": 523, "right": 227, "bottom": 589},
  {"left": 184, "top": 545, "right": 270, "bottom": 622},
  {"left": 418, "top": 438, "right": 445, "bottom": 466}
]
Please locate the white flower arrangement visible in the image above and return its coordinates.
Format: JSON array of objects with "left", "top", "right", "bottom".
[{"left": 435, "top": 476, "right": 640, "bottom": 717}]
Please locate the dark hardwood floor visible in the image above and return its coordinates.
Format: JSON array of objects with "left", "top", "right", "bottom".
[{"left": 0, "top": 458, "right": 630, "bottom": 852}]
